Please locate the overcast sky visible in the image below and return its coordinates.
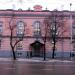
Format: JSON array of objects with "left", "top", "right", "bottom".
[{"left": 0, "top": 0, "right": 75, "bottom": 11}]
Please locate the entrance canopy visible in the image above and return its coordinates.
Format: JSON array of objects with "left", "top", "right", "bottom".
[{"left": 30, "top": 40, "right": 44, "bottom": 47}]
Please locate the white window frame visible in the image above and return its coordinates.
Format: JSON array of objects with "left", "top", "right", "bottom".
[
  {"left": 17, "top": 21, "right": 24, "bottom": 35},
  {"left": 0, "top": 22, "right": 3, "bottom": 33},
  {"left": 33, "top": 21, "right": 41, "bottom": 36}
]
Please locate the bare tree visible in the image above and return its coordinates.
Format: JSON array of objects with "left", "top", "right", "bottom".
[
  {"left": 43, "top": 17, "right": 51, "bottom": 60},
  {"left": 8, "top": 14, "right": 25, "bottom": 60},
  {"left": 43, "top": 11, "right": 67, "bottom": 59}
]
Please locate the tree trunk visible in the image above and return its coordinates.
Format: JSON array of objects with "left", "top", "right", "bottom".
[
  {"left": 43, "top": 44, "right": 46, "bottom": 60},
  {"left": 52, "top": 40, "right": 56, "bottom": 59},
  {"left": 12, "top": 47, "right": 16, "bottom": 60},
  {"left": 52, "top": 46, "right": 55, "bottom": 59}
]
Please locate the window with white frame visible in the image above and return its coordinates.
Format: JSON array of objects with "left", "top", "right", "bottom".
[
  {"left": 0, "top": 22, "right": 3, "bottom": 49},
  {"left": 0, "top": 22, "right": 3, "bottom": 34},
  {"left": 0, "top": 40, "right": 1, "bottom": 49},
  {"left": 72, "top": 25, "right": 75, "bottom": 38},
  {"left": 17, "top": 21, "right": 24, "bottom": 36},
  {"left": 33, "top": 21, "right": 41, "bottom": 36},
  {"left": 72, "top": 25, "right": 75, "bottom": 34},
  {"left": 73, "top": 43, "right": 75, "bottom": 51},
  {"left": 16, "top": 41, "right": 23, "bottom": 50}
]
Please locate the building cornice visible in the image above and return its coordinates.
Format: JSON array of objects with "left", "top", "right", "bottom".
[
  {"left": 0, "top": 13, "right": 72, "bottom": 17},
  {"left": 0, "top": 10, "right": 75, "bottom": 17},
  {"left": 0, "top": 13, "right": 50, "bottom": 17},
  {"left": 1, "top": 35, "right": 71, "bottom": 39}
]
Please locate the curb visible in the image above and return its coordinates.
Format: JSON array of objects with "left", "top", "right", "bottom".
[{"left": 0, "top": 58, "right": 73, "bottom": 63}]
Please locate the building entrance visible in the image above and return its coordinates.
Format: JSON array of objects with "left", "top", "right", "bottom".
[{"left": 30, "top": 41, "right": 44, "bottom": 57}]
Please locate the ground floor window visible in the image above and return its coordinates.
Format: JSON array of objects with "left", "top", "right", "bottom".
[{"left": 16, "top": 41, "right": 23, "bottom": 50}]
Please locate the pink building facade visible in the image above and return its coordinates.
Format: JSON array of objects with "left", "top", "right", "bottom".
[{"left": 0, "top": 5, "right": 74, "bottom": 58}]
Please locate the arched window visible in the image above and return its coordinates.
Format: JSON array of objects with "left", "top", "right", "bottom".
[
  {"left": 17, "top": 21, "right": 25, "bottom": 36},
  {"left": 0, "top": 21, "right": 3, "bottom": 35},
  {"left": 0, "top": 21, "right": 3, "bottom": 49},
  {"left": 33, "top": 21, "right": 41, "bottom": 36}
]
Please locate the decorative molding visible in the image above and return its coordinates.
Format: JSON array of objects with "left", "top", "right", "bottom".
[{"left": 0, "top": 13, "right": 74, "bottom": 17}]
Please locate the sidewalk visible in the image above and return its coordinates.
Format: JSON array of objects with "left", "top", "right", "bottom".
[{"left": 0, "top": 58, "right": 73, "bottom": 63}]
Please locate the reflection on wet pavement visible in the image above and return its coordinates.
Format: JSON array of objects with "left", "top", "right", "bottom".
[{"left": 0, "top": 61, "right": 75, "bottom": 75}]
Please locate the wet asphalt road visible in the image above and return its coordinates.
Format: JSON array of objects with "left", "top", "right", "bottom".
[{"left": 0, "top": 61, "right": 75, "bottom": 75}]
